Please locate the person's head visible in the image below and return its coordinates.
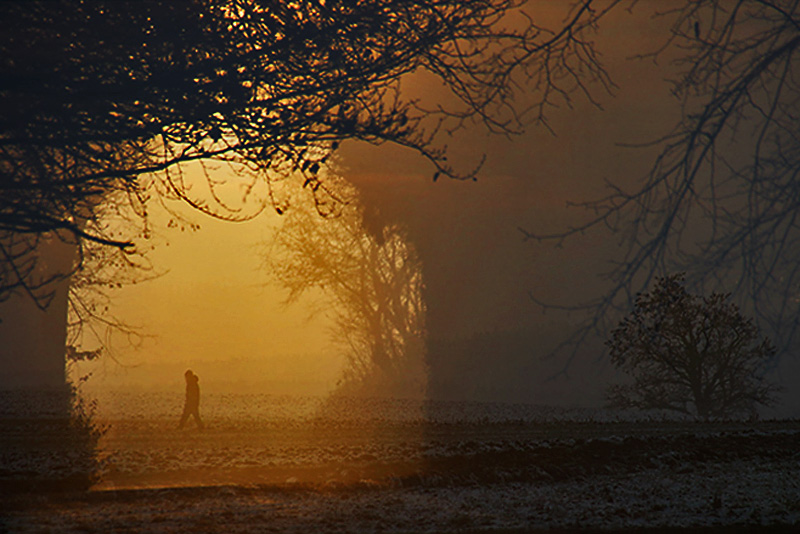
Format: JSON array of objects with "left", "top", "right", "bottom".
[{"left": 184, "top": 369, "right": 194, "bottom": 380}]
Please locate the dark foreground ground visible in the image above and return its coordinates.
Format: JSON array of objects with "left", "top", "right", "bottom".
[{"left": 2, "top": 414, "right": 799, "bottom": 533}]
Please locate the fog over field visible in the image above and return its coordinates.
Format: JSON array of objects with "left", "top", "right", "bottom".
[{"left": 3, "top": 2, "right": 800, "bottom": 532}]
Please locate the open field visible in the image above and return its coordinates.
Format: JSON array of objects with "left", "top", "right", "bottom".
[{"left": 2, "top": 393, "right": 799, "bottom": 532}]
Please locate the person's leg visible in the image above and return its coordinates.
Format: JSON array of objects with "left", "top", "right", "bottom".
[
  {"left": 192, "top": 409, "right": 204, "bottom": 430},
  {"left": 178, "top": 406, "right": 190, "bottom": 429}
]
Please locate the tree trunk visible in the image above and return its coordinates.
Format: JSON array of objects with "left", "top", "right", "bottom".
[{"left": 0, "top": 234, "right": 75, "bottom": 414}]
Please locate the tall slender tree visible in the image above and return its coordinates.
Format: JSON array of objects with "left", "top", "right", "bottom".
[{"left": 267, "top": 177, "right": 427, "bottom": 396}]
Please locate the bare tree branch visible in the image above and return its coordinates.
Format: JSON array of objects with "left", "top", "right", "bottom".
[
  {"left": 2, "top": 0, "right": 618, "bottom": 308},
  {"left": 526, "top": 1, "right": 800, "bottom": 368}
]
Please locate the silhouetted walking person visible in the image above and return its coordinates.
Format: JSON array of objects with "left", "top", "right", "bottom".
[{"left": 178, "top": 369, "right": 204, "bottom": 430}]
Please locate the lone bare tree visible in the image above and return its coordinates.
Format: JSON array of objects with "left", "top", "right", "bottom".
[
  {"left": 526, "top": 1, "right": 800, "bottom": 365},
  {"left": 266, "top": 178, "right": 427, "bottom": 397},
  {"left": 607, "top": 274, "right": 779, "bottom": 419}
]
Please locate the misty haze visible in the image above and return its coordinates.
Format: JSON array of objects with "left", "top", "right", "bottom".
[{"left": 2, "top": 2, "right": 800, "bottom": 533}]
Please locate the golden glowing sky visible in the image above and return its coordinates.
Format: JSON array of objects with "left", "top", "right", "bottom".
[{"left": 74, "top": 166, "right": 343, "bottom": 396}]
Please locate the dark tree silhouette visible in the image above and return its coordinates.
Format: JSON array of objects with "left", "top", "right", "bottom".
[
  {"left": 607, "top": 274, "right": 779, "bottom": 419},
  {"left": 1, "top": 0, "right": 619, "bottom": 308},
  {"left": 266, "top": 176, "right": 426, "bottom": 397},
  {"left": 526, "top": 1, "right": 800, "bottom": 366}
]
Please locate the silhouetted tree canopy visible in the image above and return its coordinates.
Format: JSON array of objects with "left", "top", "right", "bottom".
[
  {"left": 607, "top": 274, "right": 779, "bottom": 420},
  {"left": 1, "top": 0, "right": 617, "bottom": 307},
  {"left": 527, "top": 1, "right": 800, "bottom": 365}
]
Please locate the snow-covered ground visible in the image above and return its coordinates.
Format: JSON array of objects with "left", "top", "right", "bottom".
[{"left": 2, "top": 392, "right": 799, "bottom": 532}]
